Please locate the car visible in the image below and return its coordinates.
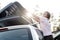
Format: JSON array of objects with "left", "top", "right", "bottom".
[
  {"left": 0, "top": 2, "right": 44, "bottom": 40},
  {"left": 53, "top": 31, "right": 60, "bottom": 40},
  {"left": 0, "top": 25, "right": 44, "bottom": 40}
]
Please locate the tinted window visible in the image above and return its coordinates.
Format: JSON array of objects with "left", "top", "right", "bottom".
[
  {"left": 36, "top": 29, "right": 44, "bottom": 40},
  {"left": 0, "top": 28, "right": 32, "bottom": 40}
]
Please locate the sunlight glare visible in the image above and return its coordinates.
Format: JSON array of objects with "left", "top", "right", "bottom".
[{"left": 26, "top": 12, "right": 32, "bottom": 17}]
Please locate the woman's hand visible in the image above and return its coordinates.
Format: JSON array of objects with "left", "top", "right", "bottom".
[{"left": 32, "top": 14, "right": 40, "bottom": 22}]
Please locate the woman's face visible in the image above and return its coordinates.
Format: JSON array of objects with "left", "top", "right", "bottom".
[
  {"left": 43, "top": 11, "right": 50, "bottom": 19},
  {"left": 43, "top": 12, "right": 48, "bottom": 18}
]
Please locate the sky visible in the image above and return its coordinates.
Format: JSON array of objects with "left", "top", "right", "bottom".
[{"left": 0, "top": 0, "right": 60, "bottom": 19}]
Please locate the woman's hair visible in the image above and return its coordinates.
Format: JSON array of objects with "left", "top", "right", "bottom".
[{"left": 44, "top": 11, "right": 51, "bottom": 19}]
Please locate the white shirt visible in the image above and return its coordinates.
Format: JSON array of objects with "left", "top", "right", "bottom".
[{"left": 39, "top": 16, "right": 52, "bottom": 36}]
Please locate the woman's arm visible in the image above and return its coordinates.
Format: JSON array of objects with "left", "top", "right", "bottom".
[{"left": 32, "top": 14, "right": 40, "bottom": 22}]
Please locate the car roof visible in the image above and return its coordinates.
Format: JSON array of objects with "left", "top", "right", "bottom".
[{"left": 3, "top": 25, "right": 35, "bottom": 30}]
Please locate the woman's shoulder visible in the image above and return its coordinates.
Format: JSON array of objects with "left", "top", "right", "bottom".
[{"left": 40, "top": 16, "right": 48, "bottom": 20}]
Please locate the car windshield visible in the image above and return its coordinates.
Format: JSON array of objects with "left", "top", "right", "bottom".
[{"left": 0, "top": 28, "right": 32, "bottom": 40}]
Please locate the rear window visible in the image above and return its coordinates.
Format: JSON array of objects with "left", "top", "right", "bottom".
[{"left": 0, "top": 28, "right": 33, "bottom": 40}]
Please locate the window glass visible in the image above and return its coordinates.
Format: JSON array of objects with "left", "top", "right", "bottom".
[{"left": 0, "top": 28, "right": 32, "bottom": 40}]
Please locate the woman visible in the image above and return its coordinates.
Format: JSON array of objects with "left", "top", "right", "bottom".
[{"left": 33, "top": 11, "right": 53, "bottom": 40}]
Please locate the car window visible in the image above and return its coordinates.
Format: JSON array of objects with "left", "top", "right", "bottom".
[
  {"left": 36, "top": 29, "right": 44, "bottom": 40},
  {"left": 0, "top": 28, "right": 33, "bottom": 40}
]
